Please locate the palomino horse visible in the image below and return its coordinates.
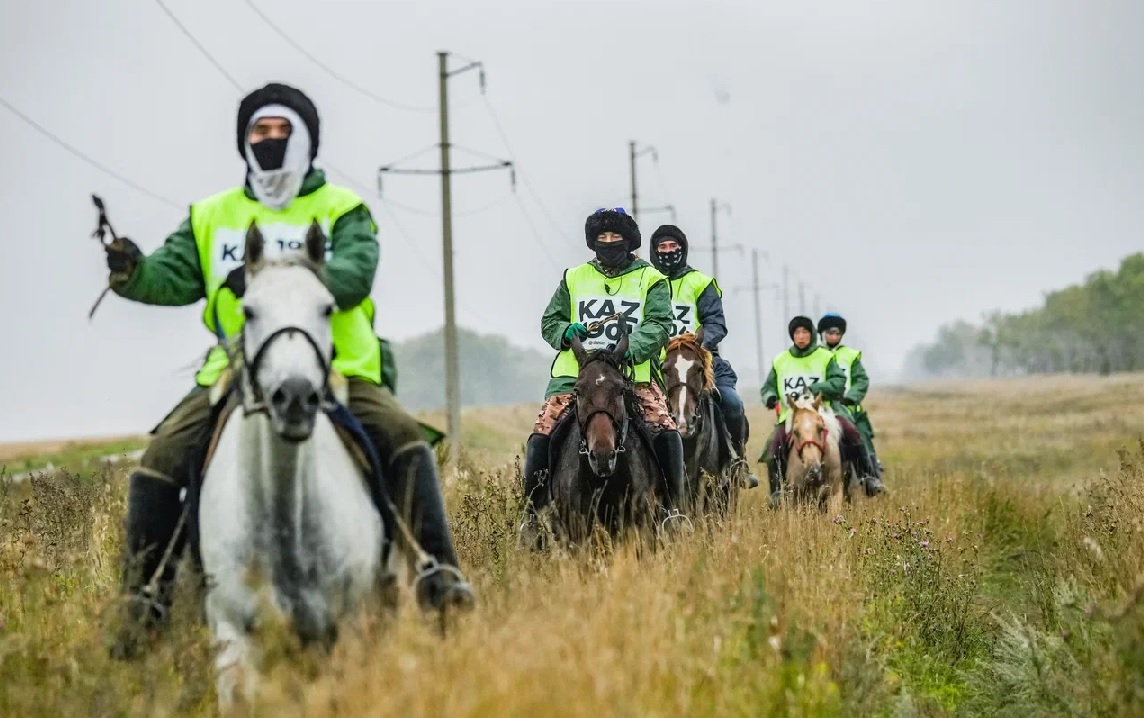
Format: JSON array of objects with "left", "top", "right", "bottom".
[
  {"left": 782, "top": 389, "right": 847, "bottom": 512},
  {"left": 547, "top": 328, "right": 662, "bottom": 548},
  {"left": 196, "top": 221, "right": 396, "bottom": 711},
  {"left": 662, "top": 328, "right": 740, "bottom": 516}
]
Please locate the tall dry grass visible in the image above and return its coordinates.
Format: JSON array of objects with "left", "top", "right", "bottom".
[{"left": 3, "top": 373, "right": 1144, "bottom": 716}]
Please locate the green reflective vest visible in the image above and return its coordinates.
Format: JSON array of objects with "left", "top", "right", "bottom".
[
  {"left": 550, "top": 262, "right": 665, "bottom": 384},
  {"left": 831, "top": 344, "right": 863, "bottom": 412},
  {"left": 658, "top": 270, "right": 716, "bottom": 360},
  {"left": 190, "top": 184, "right": 381, "bottom": 387},
  {"left": 772, "top": 346, "right": 834, "bottom": 423}
]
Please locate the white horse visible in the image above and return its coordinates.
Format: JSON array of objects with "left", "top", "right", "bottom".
[{"left": 197, "top": 220, "right": 393, "bottom": 711}]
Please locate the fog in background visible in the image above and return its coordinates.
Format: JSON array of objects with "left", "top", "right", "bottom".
[{"left": 3, "top": 0, "right": 1142, "bottom": 441}]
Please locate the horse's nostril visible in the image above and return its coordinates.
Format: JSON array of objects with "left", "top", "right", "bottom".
[{"left": 271, "top": 387, "right": 289, "bottom": 409}]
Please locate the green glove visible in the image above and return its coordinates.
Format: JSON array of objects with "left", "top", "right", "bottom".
[
  {"left": 563, "top": 323, "right": 589, "bottom": 342},
  {"left": 623, "top": 350, "right": 636, "bottom": 364}
]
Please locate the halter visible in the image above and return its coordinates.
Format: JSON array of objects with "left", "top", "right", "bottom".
[
  {"left": 578, "top": 407, "right": 630, "bottom": 456},
  {"left": 790, "top": 421, "right": 828, "bottom": 460},
  {"left": 240, "top": 325, "right": 334, "bottom": 416},
  {"left": 575, "top": 351, "right": 634, "bottom": 456}
]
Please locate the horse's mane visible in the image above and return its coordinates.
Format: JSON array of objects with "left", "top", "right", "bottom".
[
  {"left": 579, "top": 348, "right": 626, "bottom": 372},
  {"left": 666, "top": 334, "right": 714, "bottom": 391}
]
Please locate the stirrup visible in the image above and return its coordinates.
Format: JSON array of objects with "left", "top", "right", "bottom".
[
  {"left": 412, "top": 559, "right": 475, "bottom": 611},
  {"left": 660, "top": 508, "right": 694, "bottom": 534}
]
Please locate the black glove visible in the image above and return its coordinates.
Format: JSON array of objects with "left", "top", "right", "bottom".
[
  {"left": 223, "top": 266, "right": 246, "bottom": 297},
  {"left": 839, "top": 396, "right": 857, "bottom": 406},
  {"left": 104, "top": 237, "right": 143, "bottom": 274},
  {"left": 765, "top": 396, "right": 778, "bottom": 410}
]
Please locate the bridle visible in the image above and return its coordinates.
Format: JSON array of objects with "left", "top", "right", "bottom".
[
  {"left": 239, "top": 325, "right": 333, "bottom": 416},
  {"left": 575, "top": 354, "right": 633, "bottom": 457},
  {"left": 789, "top": 414, "right": 828, "bottom": 460}
]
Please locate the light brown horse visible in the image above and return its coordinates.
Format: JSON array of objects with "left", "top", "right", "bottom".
[{"left": 782, "top": 389, "right": 846, "bottom": 512}]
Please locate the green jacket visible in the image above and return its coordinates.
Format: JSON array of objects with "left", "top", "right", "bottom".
[
  {"left": 111, "top": 169, "right": 378, "bottom": 311},
  {"left": 541, "top": 257, "right": 672, "bottom": 397},
  {"left": 759, "top": 335, "right": 848, "bottom": 408},
  {"left": 841, "top": 350, "right": 870, "bottom": 406}
]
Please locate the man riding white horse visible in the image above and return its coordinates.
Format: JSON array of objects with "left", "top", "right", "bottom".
[
  {"left": 818, "top": 312, "right": 885, "bottom": 483},
  {"left": 648, "top": 224, "right": 758, "bottom": 489},
  {"left": 104, "top": 82, "right": 472, "bottom": 656}
]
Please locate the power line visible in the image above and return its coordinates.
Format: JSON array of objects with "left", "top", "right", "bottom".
[
  {"left": 384, "top": 193, "right": 515, "bottom": 219},
  {"left": 152, "top": 0, "right": 244, "bottom": 91},
  {"left": 481, "top": 95, "right": 573, "bottom": 246},
  {"left": 241, "top": 0, "right": 435, "bottom": 113},
  {"left": 0, "top": 94, "right": 182, "bottom": 210}
]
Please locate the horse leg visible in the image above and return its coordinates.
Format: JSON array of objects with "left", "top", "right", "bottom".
[{"left": 213, "top": 618, "right": 256, "bottom": 714}]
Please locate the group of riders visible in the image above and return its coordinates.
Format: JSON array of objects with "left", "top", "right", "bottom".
[{"left": 101, "top": 82, "right": 885, "bottom": 655}]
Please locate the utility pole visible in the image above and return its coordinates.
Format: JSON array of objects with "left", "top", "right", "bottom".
[
  {"left": 734, "top": 250, "right": 778, "bottom": 390},
  {"left": 752, "top": 249, "right": 765, "bottom": 383},
  {"left": 709, "top": 198, "right": 731, "bottom": 279},
  {"left": 799, "top": 280, "right": 807, "bottom": 316},
  {"left": 377, "top": 51, "right": 515, "bottom": 464},
  {"left": 814, "top": 293, "right": 821, "bottom": 320},
  {"left": 628, "top": 140, "right": 675, "bottom": 225},
  {"left": 783, "top": 265, "right": 791, "bottom": 319}
]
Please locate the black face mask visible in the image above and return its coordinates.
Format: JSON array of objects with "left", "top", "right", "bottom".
[
  {"left": 655, "top": 248, "right": 685, "bottom": 273},
  {"left": 595, "top": 243, "right": 630, "bottom": 269},
  {"left": 250, "top": 137, "right": 289, "bottom": 171}
]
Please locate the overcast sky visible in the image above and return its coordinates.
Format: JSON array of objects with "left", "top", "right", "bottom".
[{"left": 2, "top": 0, "right": 1142, "bottom": 441}]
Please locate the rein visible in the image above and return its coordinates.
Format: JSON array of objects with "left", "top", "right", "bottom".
[{"left": 575, "top": 350, "right": 634, "bottom": 456}]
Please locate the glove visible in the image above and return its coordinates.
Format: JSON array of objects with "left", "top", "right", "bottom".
[
  {"left": 765, "top": 396, "right": 779, "bottom": 410},
  {"left": 223, "top": 266, "right": 246, "bottom": 298},
  {"left": 622, "top": 350, "right": 636, "bottom": 364},
  {"left": 563, "top": 323, "right": 588, "bottom": 342},
  {"left": 104, "top": 236, "right": 143, "bottom": 275},
  {"left": 839, "top": 396, "right": 857, "bottom": 406}
]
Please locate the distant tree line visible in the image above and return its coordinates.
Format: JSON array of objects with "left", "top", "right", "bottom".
[
  {"left": 389, "top": 328, "right": 552, "bottom": 410},
  {"left": 904, "top": 253, "right": 1144, "bottom": 379}
]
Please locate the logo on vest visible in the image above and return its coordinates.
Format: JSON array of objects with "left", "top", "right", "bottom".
[
  {"left": 781, "top": 374, "right": 820, "bottom": 402},
  {"left": 577, "top": 297, "right": 642, "bottom": 350},
  {"left": 212, "top": 224, "right": 333, "bottom": 279},
  {"left": 669, "top": 303, "right": 695, "bottom": 338}
]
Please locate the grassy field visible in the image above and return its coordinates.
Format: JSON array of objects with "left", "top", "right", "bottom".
[{"left": 3, "top": 374, "right": 1144, "bottom": 716}]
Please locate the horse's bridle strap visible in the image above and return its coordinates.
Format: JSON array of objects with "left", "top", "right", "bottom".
[{"left": 242, "top": 325, "right": 332, "bottom": 414}]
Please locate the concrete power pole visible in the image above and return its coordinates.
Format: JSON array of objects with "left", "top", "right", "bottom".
[
  {"left": 437, "top": 52, "right": 462, "bottom": 464},
  {"left": 628, "top": 141, "right": 674, "bottom": 226},
  {"left": 378, "top": 51, "right": 515, "bottom": 463},
  {"left": 709, "top": 198, "right": 731, "bottom": 279}
]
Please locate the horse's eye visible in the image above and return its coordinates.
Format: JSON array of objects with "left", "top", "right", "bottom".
[
  {"left": 242, "top": 306, "right": 255, "bottom": 320},
  {"left": 322, "top": 304, "right": 334, "bottom": 318}
]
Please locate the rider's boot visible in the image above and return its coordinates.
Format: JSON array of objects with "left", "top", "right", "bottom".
[
  {"left": 732, "top": 417, "right": 759, "bottom": 490},
  {"left": 518, "top": 432, "right": 551, "bottom": 550},
  {"left": 109, "top": 471, "right": 184, "bottom": 660},
  {"left": 389, "top": 443, "right": 476, "bottom": 612},
  {"left": 766, "top": 456, "right": 784, "bottom": 509},
  {"left": 854, "top": 442, "right": 884, "bottom": 497},
  {"left": 654, "top": 430, "right": 692, "bottom": 531}
]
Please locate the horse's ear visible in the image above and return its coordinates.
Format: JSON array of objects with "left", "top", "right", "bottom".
[
  {"left": 813, "top": 392, "right": 822, "bottom": 410},
  {"left": 614, "top": 324, "right": 630, "bottom": 359},
  {"left": 305, "top": 220, "right": 326, "bottom": 267},
  {"left": 570, "top": 335, "right": 588, "bottom": 367},
  {"left": 784, "top": 410, "right": 793, "bottom": 434},
  {"left": 694, "top": 325, "right": 705, "bottom": 347},
  {"left": 245, "top": 220, "right": 265, "bottom": 271}
]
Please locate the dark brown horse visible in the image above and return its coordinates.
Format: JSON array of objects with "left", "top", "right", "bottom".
[
  {"left": 547, "top": 329, "right": 661, "bottom": 549},
  {"left": 662, "top": 328, "right": 740, "bottom": 517}
]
